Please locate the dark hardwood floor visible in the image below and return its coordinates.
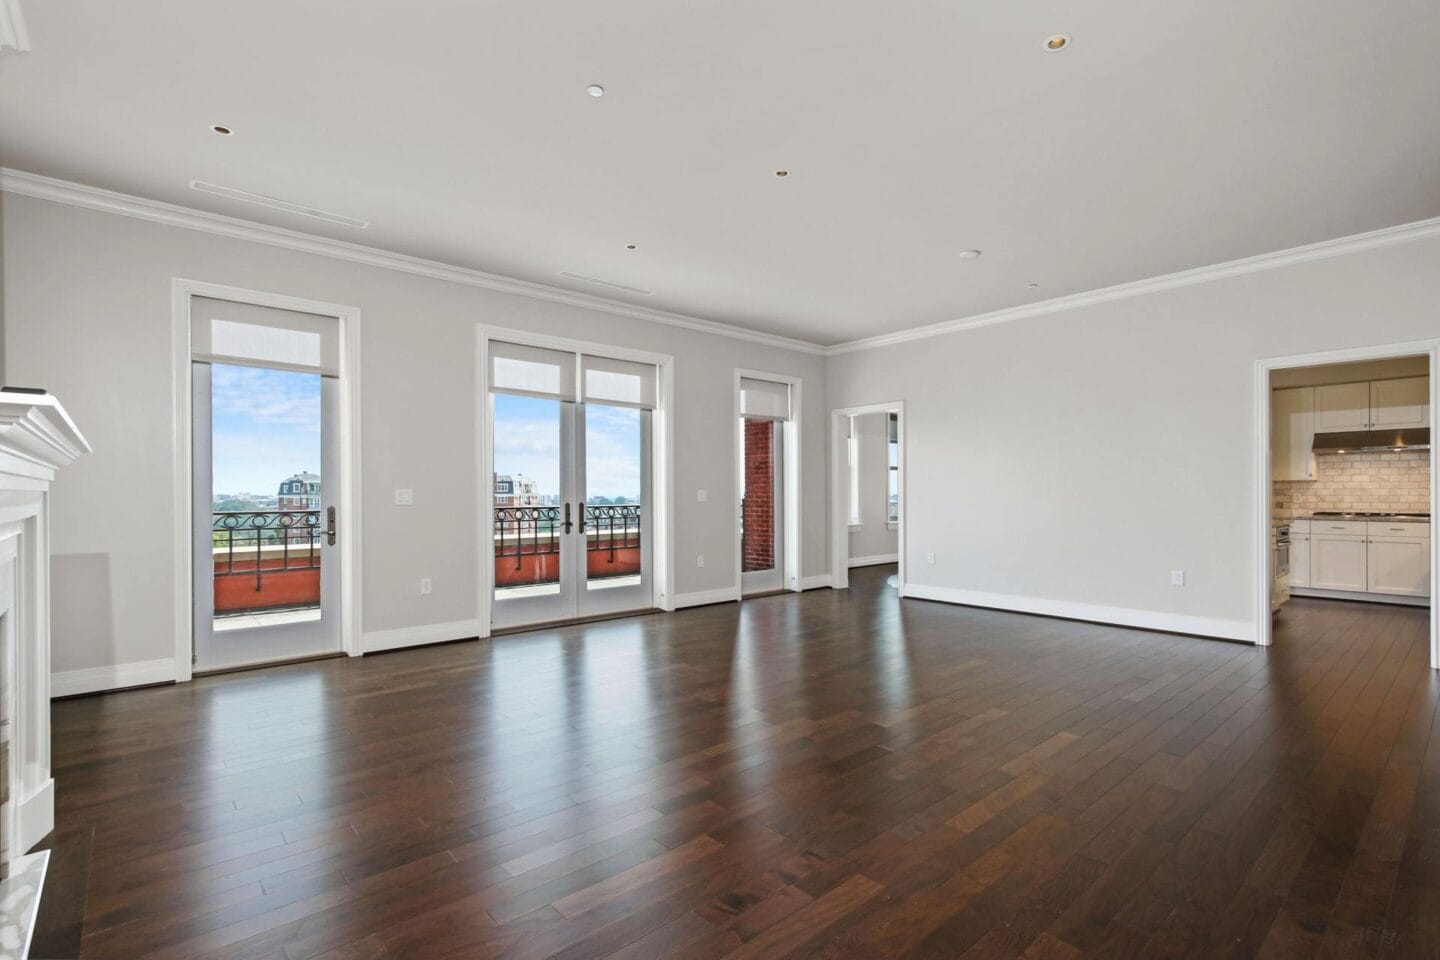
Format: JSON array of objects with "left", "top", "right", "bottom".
[{"left": 33, "top": 567, "right": 1440, "bottom": 959}]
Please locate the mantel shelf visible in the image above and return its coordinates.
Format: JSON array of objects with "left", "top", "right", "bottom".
[{"left": 0, "top": 391, "right": 92, "bottom": 479}]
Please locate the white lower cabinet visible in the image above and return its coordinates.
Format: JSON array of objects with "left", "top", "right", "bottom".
[
  {"left": 1311, "top": 535, "right": 1368, "bottom": 591},
  {"left": 1290, "top": 535, "right": 1310, "bottom": 588},
  {"left": 1293, "top": 521, "right": 1430, "bottom": 600},
  {"left": 1367, "top": 533, "right": 1431, "bottom": 597}
]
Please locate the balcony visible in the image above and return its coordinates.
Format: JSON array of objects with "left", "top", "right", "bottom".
[
  {"left": 494, "top": 504, "right": 642, "bottom": 591},
  {"left": 212, "top": 510, "right": 321, "bottom": 620}
]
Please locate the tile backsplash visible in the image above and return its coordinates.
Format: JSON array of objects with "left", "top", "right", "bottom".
[{"left": 1275, "top": 450, "right": 1430, "bottom": 515}]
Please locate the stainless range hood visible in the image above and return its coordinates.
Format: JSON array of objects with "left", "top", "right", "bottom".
[{"left": 1312, "top": 427, "right": 1430, "bottom": 453}]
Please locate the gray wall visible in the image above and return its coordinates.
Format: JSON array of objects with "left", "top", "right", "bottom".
[
  {"left": 848, "top": 411, "right": 897, "bottom": 561},
  {"left": 1, "top": 193, "right": 829, "bottom": 675},
  {"left": 827, "top": 233, "right": 1440, "bottom": 638}
]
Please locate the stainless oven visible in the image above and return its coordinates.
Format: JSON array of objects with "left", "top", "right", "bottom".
[{"left": 1271, "top": 522, "right": 1291, "bottom": 612}]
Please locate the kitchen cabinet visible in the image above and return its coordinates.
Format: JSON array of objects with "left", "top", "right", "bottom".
[
  {"left": 1271, "top": 387, "right": 1316, "bottom": 481},
  {"left": 1311, "top": 377, "right": 1430, "bottom": 433},
  {"left": 1370, "top": 376, "right": 1429, "bottom": 430},
  {"left": 1311, "top": 531, "right": 1368, "bottom": 591},
  {"left": 1290, "top": 531, "right": 1310, "bottom": 588},
  {"left": 1366, "top": 522, "right": 1431, "bottom": 597},
  {"left": 1315, "top": 382, "right": 1371, "bottom": 432}
]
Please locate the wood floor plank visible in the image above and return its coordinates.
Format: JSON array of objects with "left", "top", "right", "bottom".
[{"left": 34, "top": 568, "right": 1435, "bottom": 959}]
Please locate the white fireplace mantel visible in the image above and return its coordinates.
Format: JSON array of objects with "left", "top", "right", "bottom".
[{"left": 0, "top": 390, "right": 90, "bottom": 863}]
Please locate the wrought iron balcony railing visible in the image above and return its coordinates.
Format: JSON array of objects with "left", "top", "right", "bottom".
[
  {"left": 212, "top": 509, "right": 322, "bottom": 592},
  {"left": 493, "top": 504, "right": 643, "bottom": 581}
]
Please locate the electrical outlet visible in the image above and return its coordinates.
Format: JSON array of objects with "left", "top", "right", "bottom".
[
  {"left": 1171, "top": 570, "right": 1185, "bottom": 587},
  {"left": 926, "top": 552, "right": 936, "bottom": 565},
  {"left": 697, "top": 489, "right": 709, "bottom": 502},
  {"left": 395, "top": 488, "right": 414, "bottom": 506},
  {"left": 696, "top": 555, "right": 705, "bottom": 568},
  {"left": 419, "top": 577, "right": 433, "bottom": 595}
]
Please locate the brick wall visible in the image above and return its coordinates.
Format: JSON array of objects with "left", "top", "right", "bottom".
[{"left": 742, "top": 418, "right": 775, "bottom": 572}]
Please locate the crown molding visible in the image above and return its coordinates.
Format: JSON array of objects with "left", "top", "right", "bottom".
[
  {"left": 0, "top": 168, "right": 828, "bottom": 356},
  {"left": 827, "top": 215, "right": 1440, "bottom": 356}
]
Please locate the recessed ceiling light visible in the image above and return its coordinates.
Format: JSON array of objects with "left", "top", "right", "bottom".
[
  {"left": 210, "top": 125, "right": 233, "bottom": 136},
  {"left": 586, "top": 84, "right": 605, "bottom": 97},
  {"left": 958, "top": 249, "right": 982, "bottom": 260},
  {"left": 1044, "top": 34, "right": 1071, "bottom": 51},
  {"left": 625, "top": 244, "right": 637, "bottom": 250},
  {"left": 1026, "top": 282, "right": 1039, "bottom": 289},
  {"left": 775, "top": 169, "right": 789, "bottom": 178}
]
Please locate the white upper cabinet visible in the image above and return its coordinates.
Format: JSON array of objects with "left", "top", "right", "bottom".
[
  {"left": 1315, "top": 382, "right": 1371, "bottom": 432},
  {"left": 1370, "top": 376, "right": 1429, "bottom": 430},
  {"left": 1271, "top": 387, "right": 1316, "bottom": 481},
  {"left": 1311, "top": 377, "right": 1429, "bottom": 433}
]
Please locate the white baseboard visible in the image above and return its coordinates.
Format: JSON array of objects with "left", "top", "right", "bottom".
[
  {"left": 51, "top": 657, "right": 177, "bottom": 697},
  {"left": 673, "top": 586, "right": 740, "bottom": 609},
  {"left": 799, "top": 574, "right": 834, "bottom": 590},
  {"left": 847, "top": 553, "right": 898, "bottom": 569},
  {"left": 17, "top": 778, "right": 53, "bottom": 853},
  {"left": 1290, "top": 586, "right": 1429, "bottom": 607},
  {"left": 902, "top": 583, "right": 1256, "bottom": 643},
  {"left": 362, "top": 618, "right": 483, "bottom": 654}
]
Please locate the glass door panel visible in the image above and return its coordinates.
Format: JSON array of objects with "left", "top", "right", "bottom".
[
  {"left": 192, "top": 362, "right": 341, "bottom": 671},
  {"left": 740, "top": 417, "right": 784, "bottom": 595},
  {"left": 490, "top": 394, "right": 577, "bottom": 628},
  {"left": 578, "top": 403, "right": 652, "bottom": 617}
]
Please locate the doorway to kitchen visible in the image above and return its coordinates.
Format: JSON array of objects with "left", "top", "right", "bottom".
[{"left": 1257, "top": 342, "right": 1438, "bottom": 666}]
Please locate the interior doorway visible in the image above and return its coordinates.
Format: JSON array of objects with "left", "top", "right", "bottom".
[
  {"left": 1257, "top": 342, "right": 1438, "bottom": 665},
  {"left": 829, "top": 401, "right": 905, "bottom": 592},
  {"left": 482, "top": 334, "right": 670, "bottom": 632}
]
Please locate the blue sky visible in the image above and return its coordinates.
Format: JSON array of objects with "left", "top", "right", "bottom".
[
  {"left": 211, "top": 364, "right": 320, "bottom": 496},
  {"left": 493, "top": 394, "right": 641, "bottom": 500}
]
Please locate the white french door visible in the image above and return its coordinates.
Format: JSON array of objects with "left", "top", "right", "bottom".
[
  {"left": 489, "top": 342, "right": 655, "bottom": 630},
  {"left": 189, "top": 297, "right": 344, "bottom": 672},
  {"left": 738, "top": 377, "right": 792, "bottom": 596}
]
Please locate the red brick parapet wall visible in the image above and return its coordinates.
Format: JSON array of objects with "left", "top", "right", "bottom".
[{"left": 742, "top": 418, "right": 775, "bottom": 572}]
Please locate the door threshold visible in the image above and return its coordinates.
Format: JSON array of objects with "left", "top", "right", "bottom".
[
  {"left": 741, "top": 588, "right": 788, "bottom": 600},
  {"left": 192, "top": 650, "right": 347, "bottom": 678},
  {"left": 490, "top": 607, "right": 662, "bottom": 637}
]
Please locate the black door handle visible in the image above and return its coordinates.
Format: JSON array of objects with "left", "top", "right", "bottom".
[{"left": 563, "top": 502, "right": 573, "bottom": 534}]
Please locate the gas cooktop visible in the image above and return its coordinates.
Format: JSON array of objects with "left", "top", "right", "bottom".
[{"left": 1310, "top": 511, "right": 1430, "bottom": 519}]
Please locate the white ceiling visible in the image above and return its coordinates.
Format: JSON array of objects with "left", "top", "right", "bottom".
[{"left": 2, "top": 1, "right": 1438, "bottom": 346}]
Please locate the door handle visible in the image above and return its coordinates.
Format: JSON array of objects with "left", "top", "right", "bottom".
[
  {"left": 579, "top": 501, "right": 586, "bottom": 534},
  {"left": 563, "top": 502, "right": 573, "bottom": 534},
  {"left": 326, "top": 506, "right": 337, "bottom": 546}
]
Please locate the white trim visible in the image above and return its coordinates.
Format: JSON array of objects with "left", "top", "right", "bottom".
[
  {"left": 828, "top": 216, "right": 1440, "bottom": 355},
  {"left": 1254, "top": 339, "right": 1438, "bottom": 667},
  {"left": 905, "top": 583, "right": 1256, "bottom": 643},
  {"left": 16, "top": 782, "right": 52, "bottom": 857},
  {"left": 0, "top": 0, "right": 29, "bottom": 52},
  {"left": 1, "top": 169, "right": 826, "bottom": 356},
  {"left": 171, "top": 279, "right": 364, "bottom": 684},
  {"left": 476, "top": 325, "right": 675, "bottom": 632},
  {"left": 799, "top": 574, "right": 834, "bottom": 591},
  {"left": 51, "top": 658, "right": 176, "bottom": 697},
  {"left": 829, "top": 402, "right": 906, "bottom": 596},
  {"left": 362, "top": 619, "right": 483, "bottom": 654},
  {"left": 673, "top": 587, "right": 741, "bottom": 609},
  {"left": 735, "top": 369, "right": 803, "bottom": 596},
  {"left": 848, "top": 553, "right": 899, "bottom": 568}
]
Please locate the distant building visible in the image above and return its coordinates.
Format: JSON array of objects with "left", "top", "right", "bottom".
[
  {"left": 278, "top": 472, "right": 321, "bottom": 511},
  {"left": 493, "top": 473, "right": 539, "bottom": 507}
]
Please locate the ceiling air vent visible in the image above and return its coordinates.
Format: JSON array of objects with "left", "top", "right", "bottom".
[
  {"left": 189, "top": 180, "right": 369, "bottom": 228},
  {"left": 557, "top": 272, "right": 654, "bottom": 296}
]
